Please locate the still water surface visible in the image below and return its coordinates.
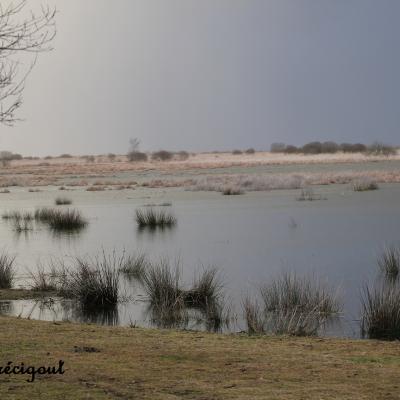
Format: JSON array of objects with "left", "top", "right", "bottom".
[{"left": 1, "top": 183, "right": 399, "bottom": 337}]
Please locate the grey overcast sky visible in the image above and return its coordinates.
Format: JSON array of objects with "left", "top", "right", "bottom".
[{"left": 1, "top": 0, "right": 400, "bottom": 156}]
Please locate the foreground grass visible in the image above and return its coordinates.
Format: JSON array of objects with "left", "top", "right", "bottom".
[{"left": 0, "top": 317, "right": 400, "bottom": 399}]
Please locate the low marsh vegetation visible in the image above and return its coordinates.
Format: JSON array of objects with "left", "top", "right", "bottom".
[
  {"left": 361, "top": 283, "right": 400, "bottom": 340},
  {"left": 35, "top": 208, "right": 87, "bottom": 231},
  {"left": 61, "top": 252, "right": 121, "bottom": 309},
  {"left": 243, "top": 272, "right": 341, "bottom": 336},
  {"left": 119, "top": 253, "right": 148, "bottom": 280},
  {"left": 0, "top": 252, "right": 15, "bottom": 289},
  {"left": 142, "top": 259, "right": 227, "bottom": 329},
  {"left": 135, "top": 208, "right": 176, "bottom": 229},
  {"left": 352, "top": 178, "right": 379, "bottom": 192},
  {"left": 296, "top": 188, "right": 324, "bottom": 201},
  {"left": 55, "top": 197, "right": 72, "bottom": 205},
  {"left": 222, "top": 186, "right": 244, "bottom": 195},
  {"left": 378, "top": 246, "right": 400, "bottom": 281}
]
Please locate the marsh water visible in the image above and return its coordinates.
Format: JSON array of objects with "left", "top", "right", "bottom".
[{"left": 1, "top": 180, "right": 400, "bottom": 337}]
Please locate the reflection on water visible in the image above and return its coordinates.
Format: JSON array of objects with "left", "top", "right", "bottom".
[{"left": 0, "top": 297, "right": 234, "bottom": 332}]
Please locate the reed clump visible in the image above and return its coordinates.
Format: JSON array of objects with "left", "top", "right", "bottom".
[
  {"left": 142, "top": 260, "right": 226, "bottom": 329},
  {"left": 352, "top": 178, "right": 379, "bottom": 192},
  {"left": 62, "top": 252, "right": 121, "bottom": 308},
  {"left": 361, "top": 283, "right": 400, "bottom": 340},
  {"left": 222, "top": 186, "right": 244, "bottom": 195},
  {"left": 119, "top": 253, "right": 148, "bottom": 280},
  {"left": 55, "top": 197, "right": 72, "bottom": 205},
  {"left": 296, "top": 188, "right": 323, "bottom": 201},
  {"left": 378, "top": 246, "right": 400, "bottom": 282},
  {"left": 28, "top": 262, "right": 58, "bottom": 291},
  {"left": 0, "top": 252, "right": 15, "bottom": 289},
  {"left": 135, "top": 208, "right": 176, "bottom": 229},
  {"left": 35, "top": 208, "right": 87, "bottom": 231},
  {"left": 243, "top": 272, "right": 341, "bottom": 336}
]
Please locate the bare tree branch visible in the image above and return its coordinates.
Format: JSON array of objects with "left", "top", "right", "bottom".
[{"left": 0, "top": 0, "right": 56, "bottom": 126}]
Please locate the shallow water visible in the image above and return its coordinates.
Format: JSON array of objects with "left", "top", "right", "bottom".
[{"left": 1, "top": 183, "right": 399, "bottom": 337}]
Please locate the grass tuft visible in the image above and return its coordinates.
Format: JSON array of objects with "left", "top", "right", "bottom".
[
  {"left": 62, "top": 252, "right": 121, "bottom": 308},
  {"left": 55, "top": 197, "right": 72, "bottom": 205},
  {"left": 378, "top": 246, "right": 400, "bottom": 282},
  {"left": 0, "top": 252, "right": 15, "bottom": 289},
  {"left": 352, "top": 178, "right": 379, "bottom": 192},
  {"left": 243, "top": 272, "right": 340, "bottom": 336},
  {"left": 135, "top": 208, "right": 176, "bottom": 229},
  {"left": 35, "top": 208, "right": 87, "bottom": 231},
  {"left": 361, "top": 283, "right": 400, "bottom": 340},
  {"left": 119, "top": 253, "right": 148, "bottom": 280}
]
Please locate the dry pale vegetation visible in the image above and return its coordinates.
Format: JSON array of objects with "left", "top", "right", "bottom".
[{"left": 0, "top": 151, "right": 399, "bottom": 190}]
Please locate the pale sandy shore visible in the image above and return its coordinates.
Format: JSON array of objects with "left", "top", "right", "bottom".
[{"left": 0, "top": 151, "right": 399, "bottom": 190}]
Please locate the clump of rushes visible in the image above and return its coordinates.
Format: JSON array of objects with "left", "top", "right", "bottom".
[
  {"left": 34, "top": 207, "right": 56, "bottom": 222},
  {"left": 361, "top": 283, "right": 400, "bottom": 340},
  {"left": 296, "top": 188, "right": 323, "bottom": 201},
  {"left": 135, "top": 208, "right": 176, "bottom": 229},
  {"left": 28, "top": 262, "right": 58, "bottom": 291},
  {"left": 352, "top": 178, "right": 379, "bottom": 192},
  {"left": 222, "top": 186, "right": 244, "bottom": 195},
  {"left": 63, "top": 252, "right": 121, "bottom": 308},
  {"left": 183, "top": 268, "right": 223, "bottom": 308},
  {"left": 243, "top": 272, "right": 341, "bottom": 336},
  {"left": 142, "top": 259, "right": 183, "bottom": 310},
  {"left": 260, "top": 272, "right": 340, "bottom": 316},
  {"left": 55, "top": 197, "right": 72, "bottom": 205},
  {"left": 378, "top": 246, "right": 400, "bottom": 282},
  {"left": 0, "top": 251, "right": 15, "bottom": 288},
  {"left": 35, "top": 208, "right": 87, "bottom": 231},
  {"left": 119, "top": 253, "right": 148, "bottom": 280}
]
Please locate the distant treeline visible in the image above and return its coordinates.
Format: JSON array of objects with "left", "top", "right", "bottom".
[{"left": 270, "top": 141, "right": 397, "bottom": 156}]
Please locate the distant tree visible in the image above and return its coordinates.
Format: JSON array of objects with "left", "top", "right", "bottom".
[
  {"left": 284, "top": 145, "right": 298, "bottom": 154},
  {"left": 270, "top": 143, "right": 286, "bottom": 153},
  {"left": 0, "top": 1, "right": 56, "bottom": 125},
  {"left": 321, "top": 141, "right": 339, "bottom": 154},
  {"left": 302, "top": 141, "right": 322, "bottom": 154},
  {"left": 127, "top": 138, "right": 148, "bottom": 162},
  {"left": 151, "top": 150, "right": 173, "bottom": 161},
  {"left": 245, "top": 148, "right": 255, "bottom": 154}
]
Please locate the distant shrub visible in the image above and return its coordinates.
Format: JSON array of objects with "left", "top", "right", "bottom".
[
  {"left": 44, "top": 156, "right": 53, "bottom": 160},
  {"left": 245, "top": 148, "right": 255, "bottom": 154},
  {"left": 84, "top": 155, "right": 95, "bottom": 163},
  {"left": 302, "top": 141, "right": 322, "bottom": 154},
  {"left": 151, "top": 151, "right": 173, "bottom": 161},
  {"left": 0, "top": 252, "right": 15, "bottom": 289},
  {"left": 321, "top": 141, "right": 339, "bottom": 153},
  {"left": 340, "top": 143, "right": 367, "bottom": 153},
  {"left": 176, "top": 151, "right": 189, "bottom": 161},
  {"left": 270, "top": 143, "right": 286, "bottom": 153},
  {"left": 232, "top": 150, "right": 242, "bottom": 155},
  {"left": 367, "top": 142, "right": 397, "bottom": 156},
  {"left": 0, "top": 151, "right": 22, "bottom": 166},
  {"left": 59, "top": 154, "right": 72, "bottom": 158},
  {"left": 127, "top": 151, "right": 148, "bottom": 162},
  {"left": 351, "top": 143, "right": 367, "bottom": 153},
  {"left": 107, "top": 153, "right": 116, "bottom": 160},
  {"left": 284, "top": 145, "right": 298, "bottom": 154}
]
